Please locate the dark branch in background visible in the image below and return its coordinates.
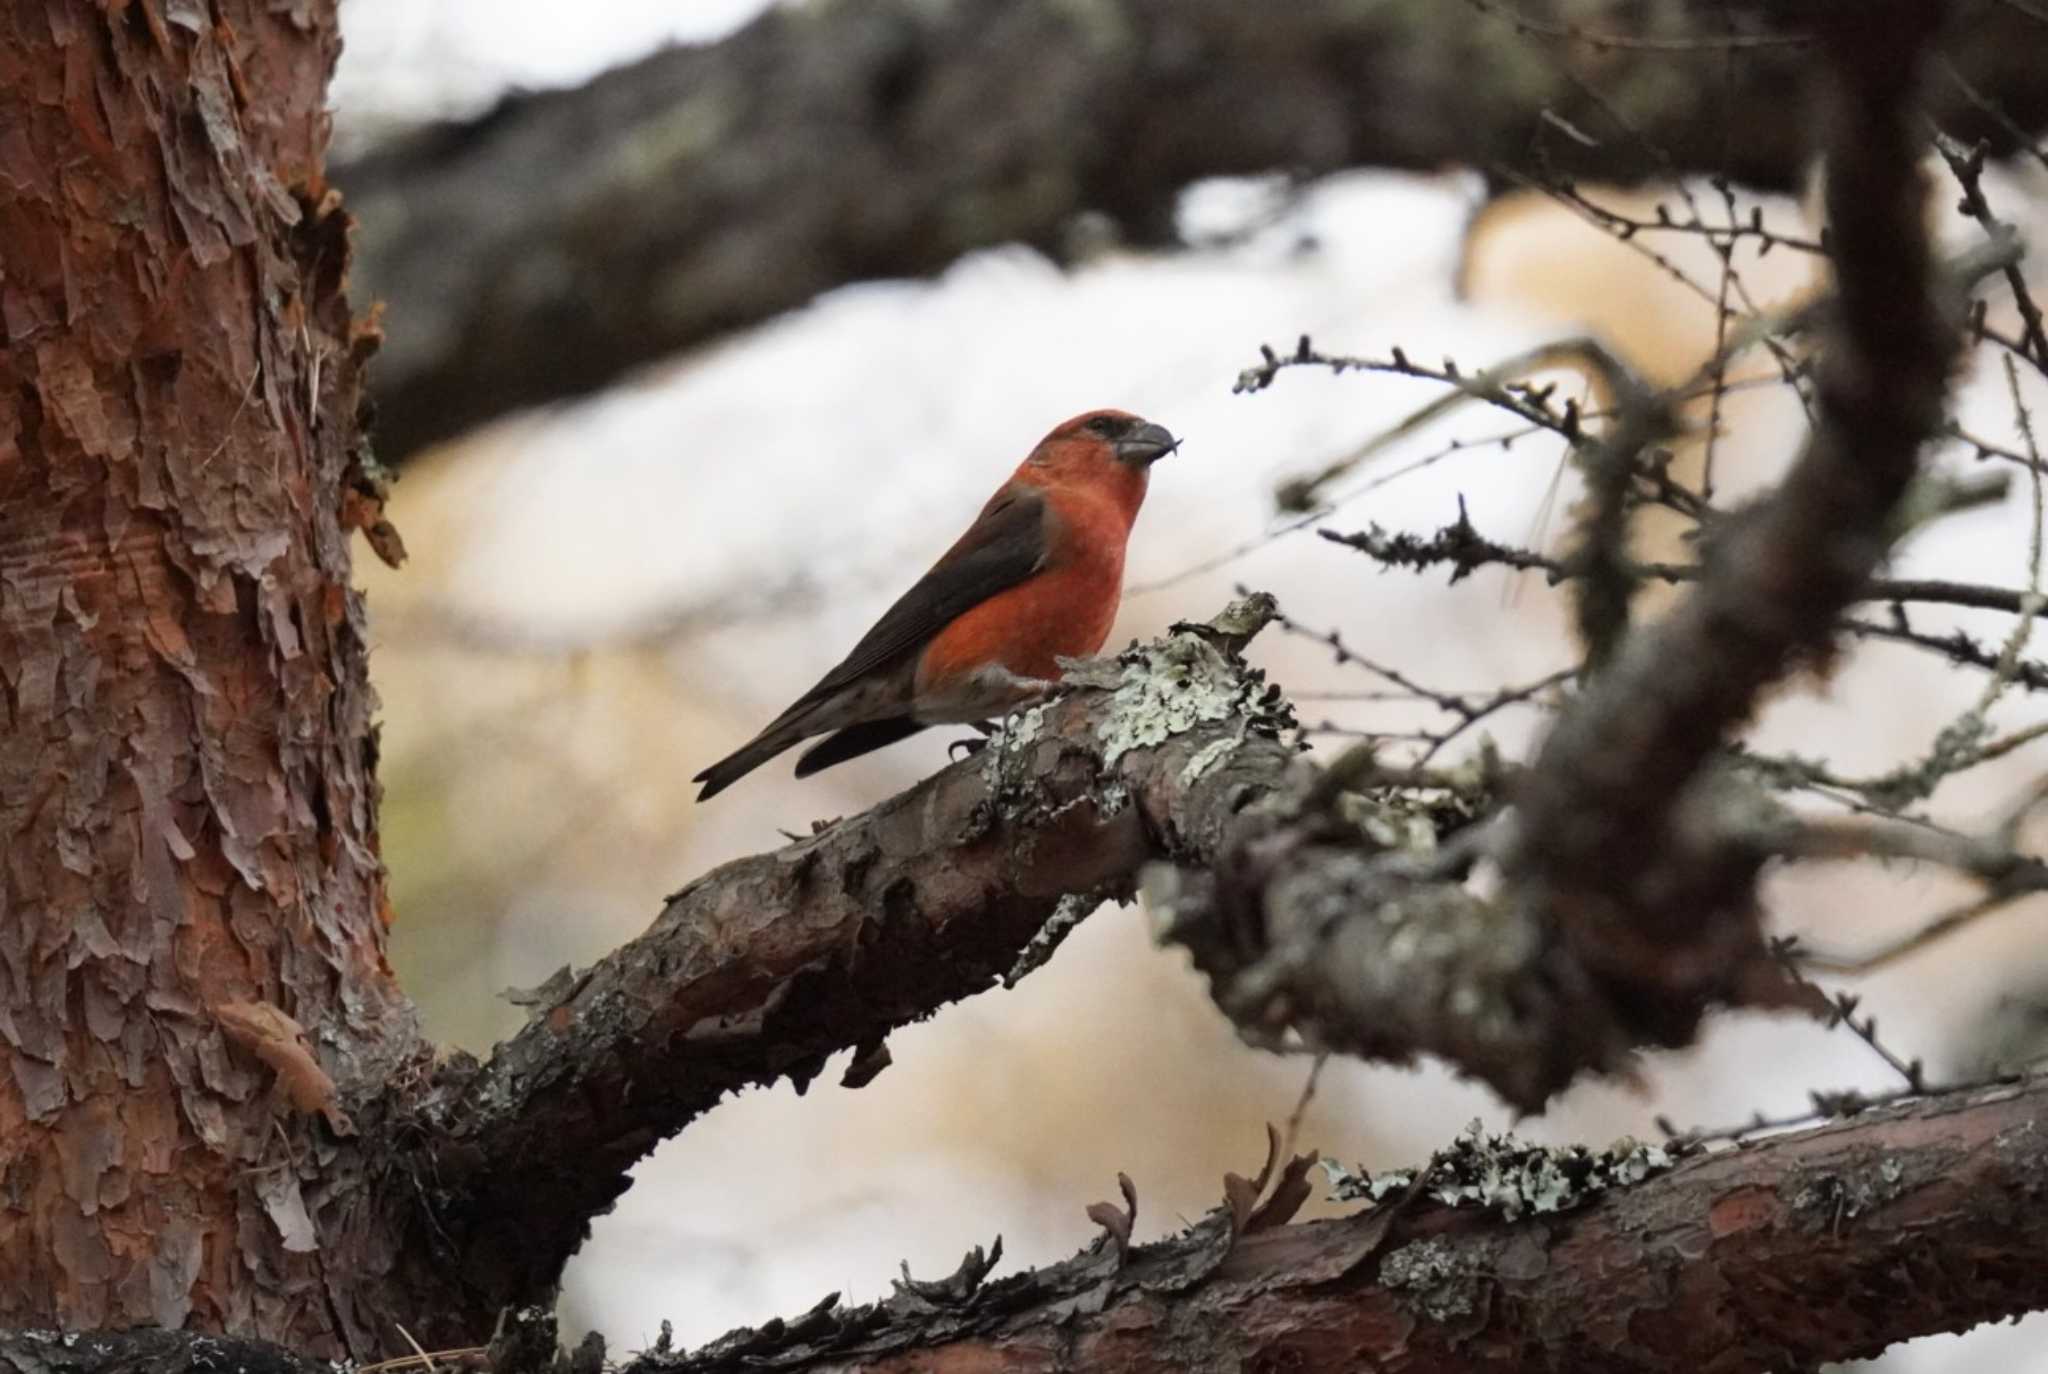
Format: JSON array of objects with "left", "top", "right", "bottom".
[
  {"left": 31, "top": 1080, "right": 2048, "bottom": 1374},
  {"left": 1505, "top": 6, "right": 1964, "bottom": 1048},
  {"left": 333, "top": 0, "right": 2048, "bottom": 463}
]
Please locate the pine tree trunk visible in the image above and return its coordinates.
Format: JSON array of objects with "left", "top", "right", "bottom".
[{"left": 0, "top": 0, "right": 414, "bottom": 1354}]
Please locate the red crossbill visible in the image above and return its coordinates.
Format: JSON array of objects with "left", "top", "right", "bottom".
[{"left": 693, "top": 409, "right": 1178, "bottom": 800}]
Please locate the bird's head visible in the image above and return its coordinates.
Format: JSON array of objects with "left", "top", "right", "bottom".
[{"left": 1021, "top": 409, "right": 1179, "bottom": 516}]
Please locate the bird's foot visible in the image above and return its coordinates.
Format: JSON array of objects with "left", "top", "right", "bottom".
[{"left": 948, "top": 734, "right": 992, "bottom": 762}]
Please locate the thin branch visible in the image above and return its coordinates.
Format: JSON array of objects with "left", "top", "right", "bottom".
[
  {"left": 1763, "top": 812, "right": 2048, "bottom": 888},
  {"left": 1938, "top": 52, "right": 2048, "bottom": 172},
  {"left": 1799, "top": 891, "right": 2024, "bottom": 975},
  {"left": 1832, "top": 361, "right": 2048, "bottom": 808},
  {"left": 1934, "top": 130, "right": 2048, "bottom": 371},
  {"left": 1267, "top": 599, "right": 1575, "bottom": 764},
  {"left": 1838, "top": 614, "right": 2048, "bottom": 693},
  {"left": 1126, "top": 419, "right": 1555, "bottom": 598},
  {"left": 1781, "top": 771, "right": 2048, "bottom": 975},
  {"left": 1535, "top": 182, "right": 1826, "bottom": 256},
  {"left": 1238, "top": 336, "right": 1599, "bottom": 510},
  {"left": 1323, "top": 505, "right": 2048, "bottom": 619},
  {"left": 1823, "top": 990, "right": 1929, "bottom": 1091}
]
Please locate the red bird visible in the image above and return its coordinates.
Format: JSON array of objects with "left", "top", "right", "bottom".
[{"left": 694, "top": 409, "right": 1177, "bottom": 800}]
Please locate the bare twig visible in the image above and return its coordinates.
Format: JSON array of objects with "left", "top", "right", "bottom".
[
  {"left": 1771, "top": 767, "right": 2048, "bottom": 975},
  {"left": 1323, "top": 506, "right": 2048, "bottom": 620},
  {"left": 1934, "top": 129, "right": 2048, "bottom": 370},
  {"left": 1837, "top": 614, "right": 2048, "bottom": 693},
  {"left": 1238, "top": 336, "right": 1603, "bottom": 508}
]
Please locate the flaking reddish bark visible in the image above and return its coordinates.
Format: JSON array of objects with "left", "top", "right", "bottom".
[{"left": 0, "top": 0, "right": 410, "bottom": 1354}]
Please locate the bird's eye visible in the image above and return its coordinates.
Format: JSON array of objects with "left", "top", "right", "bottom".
[{"left": 1085, "top": 416, "right": 1121, "bottom": 436}]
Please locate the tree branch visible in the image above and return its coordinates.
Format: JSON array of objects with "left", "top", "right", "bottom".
[
  {"left": 334, "top": 0, "right": 2048, "bottom": 462},
  {"left": 634, "top": 1079, "right": 2048, "bottom": 1374},
  {"left": 394, "top": 601, "right": 1303, "bottom": 1307},
  {"left": 78, "top": 1080, "right": 2048, "bottom": 1373},
  {"left": 0, "top": 1329, "right": 325, "bottom": 1374},
  {"left": 1504, "top": 4, "right": 1964, "bottom": 1047}
]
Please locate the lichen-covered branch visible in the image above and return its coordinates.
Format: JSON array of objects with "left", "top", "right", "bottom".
[
  {"left": 394, "top": 600, "right": 1301, "bottom": 1309},
  {"left": 334, "top": 0, "right": 2048, "bottom": 462},
  {"left": 641, "top": 1077, "right": 2048, "bottom": 1373},
  {"left": 23, "top": 1078, "right": 2046, "bottom": 1374},
  {"left": 1139, "top": 3, "right": 2004, "bottom": 1112},
  {"left": 0, "top": 1329, "right": 326, "bottom": 1374}
]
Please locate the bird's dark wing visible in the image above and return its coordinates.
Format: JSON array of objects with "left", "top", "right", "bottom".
[
  {"left": 692, "top": 485, "right": 1048, "bottom": 800},
  {"left": 801, "top": 484, "right": 1049, "bottom": 702},
  {"left": 793, "top": 717, "right": 927, "bottom": 777},
  {"left": 776, "top": 493, "right": 1049, "bottom": 782}
]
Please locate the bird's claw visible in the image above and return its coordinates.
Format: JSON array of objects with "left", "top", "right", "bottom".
[{"left": 949, "top": 734, "right": 992, "bottom": 762}]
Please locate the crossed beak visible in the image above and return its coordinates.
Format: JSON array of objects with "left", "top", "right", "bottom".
[{"left": 1116, "top": 422, "right": 1180, "bottom": 467}]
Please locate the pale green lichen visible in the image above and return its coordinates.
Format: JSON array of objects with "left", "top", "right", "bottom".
[
  {"left": 976, "top": 702, "right": 1053, "bottom": 793},
  {"left": 1786, "top": 1154, "right": 1918, "bottom": 1226},
  {"left": 1005, "top": 890, "right": 1106, "bottom": 987},
  {"left": 1379, "top": 1237, "right": 1482, "bottom": 1322},
  {"left": 1092, "top": 625, "right": 1287, "bottom": 769},
  {"left": 1324, "top": 1119, "right": 1678, "bottom": 1220},
  {"left": 1178, "top": 735, "right": 1239, "bottom": 789},
  {"left": 1993, "top": 1108, "right": 2037, "bottom": 1160},
  {"left": 612, "top": 89, "right": 735, "bottom": 190},
  {"left": 986, "top": 701, "right": 1049, "bottom": 758},
  {"left": 1337, "top": 790, "right": 1441, "bottom": 852},
  {"left": 977, "top": 595, "right": 1287, "bottom": 804},
  {"left": 1095, "top": 636, "right": 1245, "bottom": 766}
]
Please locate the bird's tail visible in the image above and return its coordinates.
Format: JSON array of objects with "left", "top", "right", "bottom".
[{"left": 692, "top": 717, "right": 813, "bottom": 801}]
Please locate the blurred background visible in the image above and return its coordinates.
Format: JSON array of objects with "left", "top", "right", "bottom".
[{"left": 331, "top": 2, "right": 2048, "bottom": 1367}]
